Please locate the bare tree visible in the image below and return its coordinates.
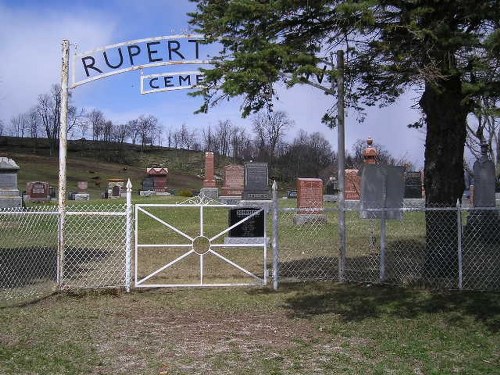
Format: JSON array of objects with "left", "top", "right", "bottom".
[
  {"left": 127, "top": 119, "right": 140, "bottom": 146},
  {"left": 202, "top": 124, "right": 215, "bottom": 151},
  {"left": 230, "top": 126, "right": 252, "bottom": 161},
  {"left": 466, "top": 97, "right": 499, "bottom": 169},
  {"left": 87, "top": 109, "right": 106, "bottom": 141},
  {"left": 112, "top": 124, "right": 129, "bottom": 144},
  {"left": 35, "top": 84, "right": 79, "bottom": 155},
  {"left": 277, "top": 130, "right": 334, "bottom": 180},
  {"left": 136, "top": 115, "right": 159, "bottom": 151},
  {"left": 173, "top": 123, "right": 198, "bottom": 150},
  {"left": 9, "top": 114, "right": 28, "bottom": 138},
  {"left": 26, "top": 107, "right": 40, "bottom": 139},
  {"left": 252, "top": 110, "right": 293, "bottom": 162}
]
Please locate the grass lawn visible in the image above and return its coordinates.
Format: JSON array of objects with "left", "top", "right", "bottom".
[{"left": 1, "top": 282, "right": 499, "bottom": 374}]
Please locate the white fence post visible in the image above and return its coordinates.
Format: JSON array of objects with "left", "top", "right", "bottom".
[
  {"left": 57, "top": 39, "right": 70, "bottom": 288},
  {"left": 272, "top": 180, "right": 280, "bottom": 290},
  {"left": 125, "top": 179, "right": 132, "bottom": 292}
]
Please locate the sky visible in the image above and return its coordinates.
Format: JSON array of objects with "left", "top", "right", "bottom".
[{"left": 0, "top": 0, "right": 425, "bottom": 169}]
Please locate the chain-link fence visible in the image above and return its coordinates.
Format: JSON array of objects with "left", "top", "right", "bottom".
[
  {"left": 276, "top": 199, "right": 500, "bottom": 291},
  {"left": 0, "top": 203, "right": 130, "bottom": 306},
  {"left": 2, "top": 195, "right": 499, "bottom": 305}
]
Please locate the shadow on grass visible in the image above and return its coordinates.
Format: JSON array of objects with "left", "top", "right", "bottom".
[
  {"left": 280, "top": 282, "right": 500, "bottom": 333},
  {"left": 0, "top": 247, "right": 110, "bottom": 288}
]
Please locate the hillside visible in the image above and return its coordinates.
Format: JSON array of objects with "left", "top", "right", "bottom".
[{"left": 0, "top": 136, "right": 211, "bottom": 198}]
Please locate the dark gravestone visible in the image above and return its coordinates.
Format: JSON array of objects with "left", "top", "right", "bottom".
[
  {"left": 287, "top": 190, "right": 297, "bottom": 199},
  {"left": 228, "top": 207, "right": 265, "bottom": 237},
  {"left": 325, "top": 177, "right": 338, "bottom": 195},
  {"left": 112, "top": 185, "right": 120, "bottom": 197},
  {"left": 142, "top": 177, "right": 154, "bottom": 190},
  {"left": 242, "top": 162, "right": 271, "bottom": 200},
  {"left": 404, "top": 171, "right": 423, "bottom": 198}
]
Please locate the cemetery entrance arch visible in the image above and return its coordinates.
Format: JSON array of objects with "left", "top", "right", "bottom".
[
  {"left": 57, "top": 35, "right": 214, "bottom": 287},
  {"left": 134, "top": 198, "right": 268, "bottom": 287}
]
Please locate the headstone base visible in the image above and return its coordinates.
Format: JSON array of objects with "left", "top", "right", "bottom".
[
  {"left": 224, "top": 237, "right": 268, "bottom": 245},
  {"left": 0, "top": 196, "right": 23, "bottom": 209},
  {"left": 238, "top": 200, "right": 272, "bottom": 212},
  {"left": 323, "top": 194, "right": 337, "bottom": 202},
  {"left": 155, "top": 191, "right": 171, "bottom": 196},
  {"left": 74, "top": 193, "right": 90, "bottom": 201},
  {"left": 140, "top": 190, "right": 156, "bottom": 197},
  {"left": 242, "top": 190, "right": 271, "bottom": 200},
  {"left": 219, "top": 196, "right": 242, "bottom": 205},
  {"left": 200, "top": 187, "right": 219, "bottom": 200},
  {"left": 293, "top": 214, "right": 328, "bottom": 225}
]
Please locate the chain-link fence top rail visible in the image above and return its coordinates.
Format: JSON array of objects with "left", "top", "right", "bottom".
[
  {"left": 277, "top": 199, "right": 500, "bottom": 291},
  {"left": 0, "top": 204, "right": 128, "bottom": 306}
]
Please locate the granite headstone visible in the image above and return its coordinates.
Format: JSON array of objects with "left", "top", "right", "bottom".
[{"left": 242, "top": 162, "right": 271, "bottom": 200}]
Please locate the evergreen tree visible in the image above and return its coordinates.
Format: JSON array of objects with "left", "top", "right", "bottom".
[{"left": 190, "top": 0, "right": 500, "bottom": 277}]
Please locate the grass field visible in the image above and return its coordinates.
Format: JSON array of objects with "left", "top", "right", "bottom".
[{"left": 1, "top": 283, "right": 499, "bottom": 374}]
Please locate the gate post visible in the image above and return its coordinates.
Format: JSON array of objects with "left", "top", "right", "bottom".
[
  {"left": 57, "top": 39, "right": 70, "bottom": 289},
  {"left": 125, "top": 179, "right": 132, "bottom": 292},
  {"left": 272, "top": 180, "right": 280, "bottom": 290}
]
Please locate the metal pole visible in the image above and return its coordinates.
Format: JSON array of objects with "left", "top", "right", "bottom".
[
  {"left": 272, "top": 180, "right": 280, "bottom": 290},
  {"left": 125, "top": 179, "right": 132, "bottom": 292},
  {"left": 456, "top": 199, "right": 463, "bottom": 290},
  {"left": 380, "top": 174, "right": 387, "bottom": 282},
  {"left": 337, "top": 50, "right": 347, "bottom": 282},
  {"left": 57, "top": 39, "right": 70, "bottom": 288}
]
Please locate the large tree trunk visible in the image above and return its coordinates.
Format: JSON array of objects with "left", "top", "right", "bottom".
[{"left": 420, "top": 75, "right": 469, "bottom": 279}]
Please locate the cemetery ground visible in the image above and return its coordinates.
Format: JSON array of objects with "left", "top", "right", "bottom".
[{"left": 1, "top": 283, "right": 499, "bottom": 374}]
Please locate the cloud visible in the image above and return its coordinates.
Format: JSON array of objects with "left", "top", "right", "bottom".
[{"left": 0, "top": 3, "right": 115, "bottom": 124}]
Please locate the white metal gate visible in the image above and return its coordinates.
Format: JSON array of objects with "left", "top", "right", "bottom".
[{"left": 134, "top": 197, "right": 268, "bottom": 287}]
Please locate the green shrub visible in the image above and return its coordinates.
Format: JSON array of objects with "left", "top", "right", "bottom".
[{"left": 177, "top": 189, "right": 194, "bottom": 197}]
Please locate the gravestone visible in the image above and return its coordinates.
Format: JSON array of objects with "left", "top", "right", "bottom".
[
  {"left": 26, "top": 181, "right": 50, "bottom": 202},
  {"left": 345, "top": 169, "right": 361, "bottom": 200},
  {"left": 225, "top": 207, "right": 266, "bottom": 244},
  {"left": 287, "top": 190, "right": 297, "bottom": 199},
  {"left": 200, "top": 152, "right": 218, "bottom": 199},
  {"left": 141, "top": 177, "right": 154, "bottom": 191},
  {"left": 107, "top": 179, "right": 126, "bottom": 198},
  {"left": 221, "top": 164, "right": 244, "bottom": 196},
  {"left": 242, "top": 162, "right": 271, "bottom": 200},
  {"left": 404, "top": 171, "right": 423, "bottom": 198},
  {"left": 146, "top": 166, "right": 168, "bottom": 194},
  {"left": 472, "top": 144, "right": 496, "bottom": 208},
  {"left": 75, "top": 180, "right": 90, "bottom": 200},
  {"left": 465, "top": 144, "right": 500, "bottom": 241},
  {"left": 360, "top": 165, "right": 405, "bottom": 220},
  {"left": 294, "top": 178, "right": 327, "bottom": 224},
  {"left": 324, "top": 176, "right": 338, "bottom": 202},
  {"left": 203, "top": 152, "right": 217, "bottom": 188},
  {"left": 0, "top": 157, "right": 22, "bottom": 208}
]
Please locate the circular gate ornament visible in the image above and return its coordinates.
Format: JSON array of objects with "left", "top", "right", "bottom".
[{"left": 192, "top": 236, "right": 210, "bottom": 255}]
